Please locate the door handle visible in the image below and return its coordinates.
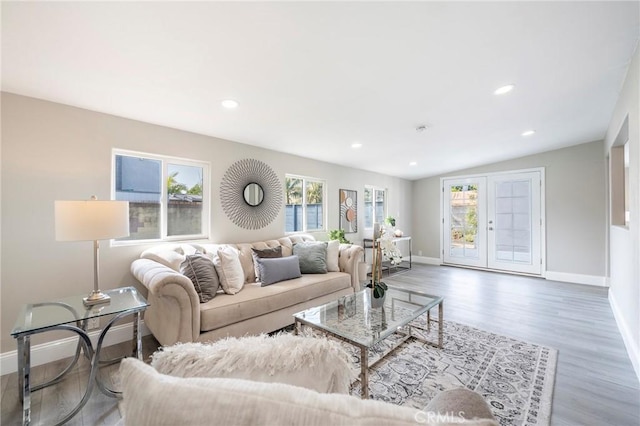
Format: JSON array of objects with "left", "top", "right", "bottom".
[{"left": 488, "top": 227, "right": 494, "bottom": 231}]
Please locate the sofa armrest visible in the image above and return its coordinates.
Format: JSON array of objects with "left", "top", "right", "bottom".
[
  {"left": 337, "top": 244, "right": 364, "bottom": 291},
  {"left": 131, "top": 258, "right": 200, "bottom": 345}
]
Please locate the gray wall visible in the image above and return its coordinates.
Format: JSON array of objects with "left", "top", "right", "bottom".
[
  {"left": 604, "top": 44, "right": 639, "bottom": 376},
  {"left": 411, "top": 140, "right": 607, "bottom": 278},
  {"left": 0, "top": 93, "right": 412, "bottom": 353}
]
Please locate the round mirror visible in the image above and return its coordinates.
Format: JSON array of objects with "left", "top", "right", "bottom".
[{"left": 243, "top": 182, "right": 264, "bottom": 206}]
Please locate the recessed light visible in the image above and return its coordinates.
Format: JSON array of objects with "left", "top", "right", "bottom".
[
  {"left": 409, "top": 161, "right": 417, "bottom": 166},
  {"left": 351, "top": 143, "right": 362, "bottom": 149},
  {"left": 494, "top": 84, "right": 515, "bottom": 95},
  {"left": 521, "top": 130, "right": 536, "bottom": 136},
  {"left": 221, "top": 99, "right": 239, "bottom": 109}
]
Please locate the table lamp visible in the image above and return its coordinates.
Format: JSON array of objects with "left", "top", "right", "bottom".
[{"left": 55, "top": 196, "right": 129, "bottom": 306}]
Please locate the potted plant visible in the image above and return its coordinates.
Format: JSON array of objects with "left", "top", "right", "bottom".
[
  {"left": 328, "top": 229, "right": 351, "bottom": 244},
  {"left": 366, "top": 239, "right": 388, "bottom": 308},
  {"left": 385, "top": 216, "right": 396, "bottom": 227}
]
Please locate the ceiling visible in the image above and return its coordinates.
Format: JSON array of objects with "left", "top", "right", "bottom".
[{"left": 2, "top": 2, "right": 639, "bottom": 180}]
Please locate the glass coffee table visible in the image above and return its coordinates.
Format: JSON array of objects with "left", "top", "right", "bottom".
[{"left": 293, "top": 286, "right": 443, "bottom": 399}]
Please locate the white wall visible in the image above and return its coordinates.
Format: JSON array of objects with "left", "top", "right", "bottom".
[
  {"left": 604, "top": 44, "right": 639, "bottom": 378},
  {"left": 411, "top": 140, "right": 607, "bottom": 282},
  {"left": 0, "top": 93, "right": 412, "bottom": 354}
]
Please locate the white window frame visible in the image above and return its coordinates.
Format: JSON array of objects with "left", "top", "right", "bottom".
[
  {"left": 364, "top": 185, "right": 387, "bottom": 229},
  {"left": 112, "top": 149, "right": 210, "bottom": 244},
  {"left": 285, "top": 174, "right": 327, "bottom": 233}
]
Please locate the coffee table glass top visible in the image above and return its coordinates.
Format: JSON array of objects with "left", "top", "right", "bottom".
[
  {"left": 293, "top": 286, "right": 442, "bottom": 347},
  {"left": 11, "top": 286, "right": 148, "bottom": 336}
]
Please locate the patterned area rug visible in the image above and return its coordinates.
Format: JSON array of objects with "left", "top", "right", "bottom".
[{"left": 345, "top": 320, "right": 557, "bottom": 426}]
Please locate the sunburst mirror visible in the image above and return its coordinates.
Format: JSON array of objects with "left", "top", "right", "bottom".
[{"left": 219, "top": 159, "right": 283, "bottom": 229}]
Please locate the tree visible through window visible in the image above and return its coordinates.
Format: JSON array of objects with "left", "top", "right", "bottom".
[
  {"left": 450, "top": 184, "right": 478, "bottom": 247},
  {"left": 285, "top": 175, "right": 325, "bottom": 232},
  {"left": 114, "top": 150, "right": 209, "bottom": 242}
]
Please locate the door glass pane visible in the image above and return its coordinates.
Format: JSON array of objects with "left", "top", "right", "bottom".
[
  {"left": 494, "top": 179, "right": 531, "bottom": 263},
  {"left": 496, "top": 213, "right": 512, "bottom": 228},
  {"left": 496, "top": 182, "right": 512, "bottom": 198},
  {"left": 449, "top": 184, "right": 479, "bottom": 259},
  {"left": 167, "top": 163, "right": 203, "bottom": 237},
  {"left": 513, "top": 197, "right": 529, "bottom": 213},
  {"left": 496, "top": 198, "right": 512, "bottom": 214},
  {"left": 513, "top": 181, "right": 530, "bottom": 197}
]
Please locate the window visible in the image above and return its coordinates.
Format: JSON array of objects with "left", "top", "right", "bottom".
[
  {"left": 285, "top": 175, "right": 325, "bottom": 232},
  {"left": 364, "top": 186, "right": 386, "bottom": 228},
  {"left": 113, "top": 150, "right": 210, "bottom": 242}
]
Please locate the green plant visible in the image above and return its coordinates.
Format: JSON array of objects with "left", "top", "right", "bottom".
[
  {"left": 328, "top": 229, "right": 351, "bottom": 244},
  {"left": 366, "top": 280, "right": 388, "bottom": 299},
  {"left": 367, "top": 242, "right": 389, "bottom": 300},
  {"left": 385, "top": 216, "right": 396, "bottom": 227}
]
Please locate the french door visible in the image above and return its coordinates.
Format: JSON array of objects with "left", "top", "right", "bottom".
[{"left": 443, "top": 170, "right": 543, "bottom": 275}]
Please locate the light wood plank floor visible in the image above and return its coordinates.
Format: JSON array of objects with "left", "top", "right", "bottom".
[{"left": 2, "top": 264, "right": 639, "bottom": 425}]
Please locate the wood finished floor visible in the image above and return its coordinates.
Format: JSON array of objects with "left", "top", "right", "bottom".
[{"left": 1, "top": 264, "right": 639, "bottom": 425}]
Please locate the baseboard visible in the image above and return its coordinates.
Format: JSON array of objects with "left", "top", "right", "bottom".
[
  {"left": 412, "top": 256, "right": 441, "bottom": 265},
  {"left": 1, "top": 321, "right": 151, "bottom": 376},
  {"left": 545, "top": 271, "right": 608, "bottom": 287},
  {"left": 609, "top": 291, "right": 640, "bottom": 382}
]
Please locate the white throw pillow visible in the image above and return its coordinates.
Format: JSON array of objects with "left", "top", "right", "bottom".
[
  {"left": 213, "top": 246, "right": 244, "bottom": 295},
  {"left": 151, "top": 334, "right": 353, "bottom": 394},
  {"left": 140, "top": 244, "right": 199, "bottom": 271},
  {"left": 327, "top": 240, "right": 340, "bottom": 272}
]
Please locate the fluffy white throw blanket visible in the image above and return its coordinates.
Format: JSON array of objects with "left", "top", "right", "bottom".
[{"left": 150, "top": 333, "right": 354, "bottom": 394}]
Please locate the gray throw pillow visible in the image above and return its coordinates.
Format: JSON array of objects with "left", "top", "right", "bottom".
[
  {"left": 180, "top": 253, "right": 220, "bottom": 303},
  {"left": 255, "top": 256, "right": 302, "bottom": 286},
  {"left": 292, "top": 241, "right": 328, "bottom": 274},
  {"left": 251, "top": 246, "right": 283, "bottom": 282},
  {"left": 251, "top": 246, "right": 283, "bottom": 258}
]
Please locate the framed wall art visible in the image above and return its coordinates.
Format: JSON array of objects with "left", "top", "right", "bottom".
[{"left": 339, "top": 189, "right": 357, "bottom": 233}]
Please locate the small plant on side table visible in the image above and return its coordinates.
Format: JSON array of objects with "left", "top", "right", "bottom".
[{"left": 385, "top": 216, "right": 396, "bottom": 227}]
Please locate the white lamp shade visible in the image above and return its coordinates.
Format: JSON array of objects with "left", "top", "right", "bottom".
[{"left": 55, "top": 199, "right": 130, "bottom": 241}]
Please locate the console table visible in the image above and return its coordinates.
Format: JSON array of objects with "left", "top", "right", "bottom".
[
  {"left": 11, "top": 286, "right": 148, "bottom": 426},
  {"left": 363, "top": 236, "right": 412, "bottom": 275}
]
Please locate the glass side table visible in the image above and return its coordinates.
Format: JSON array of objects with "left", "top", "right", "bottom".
[{"left": 11, "top": 286, "right": 149, "bottom": 426}]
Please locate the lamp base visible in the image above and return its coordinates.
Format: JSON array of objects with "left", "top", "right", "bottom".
[{"left": 83, "top": 291, "right": 111, "bottom": 306}]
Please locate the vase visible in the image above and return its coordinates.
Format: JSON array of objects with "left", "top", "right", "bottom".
[{"left": 369, "top": 288, "right": 386, "bottom": 308}]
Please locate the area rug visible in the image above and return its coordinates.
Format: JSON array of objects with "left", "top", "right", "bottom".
[{"left": 344, "top": 320, "right": 557, "bottom": 426}]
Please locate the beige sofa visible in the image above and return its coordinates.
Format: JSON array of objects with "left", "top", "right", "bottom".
[{"left": 131, "top": 234, "right": 364, "bottom": 346}]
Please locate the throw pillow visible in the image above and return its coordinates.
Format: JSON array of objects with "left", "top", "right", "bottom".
[
  {"left": 292, "top": 241, "right": 328, "bottom": 274},
  {"left": 180, "top": 253, "right": 220, "bottom": 303},
  {"left": 326, "top": 240, "right": 340, "bottom": 272},
  {"left": 251, "top": 246, "right": 283, "bottom": 281},
  {"left": 212, "top": 246, "right": 244, "bottom": 295},
  {"left": 150, "top": 334, "right": 354, "bottom": 394},
  {"left": 255, "top": 256, "right": 302, "bottom": 286}
]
